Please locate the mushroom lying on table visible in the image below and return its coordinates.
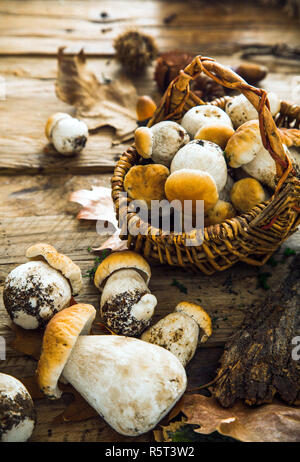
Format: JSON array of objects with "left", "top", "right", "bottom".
[
  {"left": 141, "top": 301, "right": 212, "bottom": 367},
  {"left": 3, "top": 243, "right": 82, "bottom": 329},
  {"left": 0, "top": 373, "right": 35, "bottom": 442},
  {"left": 94, "top": 251, "right": 157, "bottom": 336},
  {"left": 37, "top": 304, "right": 187, "bottom": 436}
]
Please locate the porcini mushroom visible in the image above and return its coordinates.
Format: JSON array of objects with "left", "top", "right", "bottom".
[
  {"left": 230, "top": 178, "right": 266, "bottom": 213},
  {"left": 165, "top": 169, "right": 219, "bottom": 215},
  {"left": 225, "top": 120, "right": 300, "bottom": 188},
  {"left": 134, "top": 121, "right": 190, "bottom": 167},
  {"left": 141, "top": 301, "right": 212, "bottom": 367},
  {"left": 3, "top": 243, "right": 82, "bottom": 329},
  {"left": 0, "top": 373, "right": 35, "bottom": 442},
  {"left": 205, "top": 200, "right": 236, "bottom": 226},
  {"left": 37, "top": 304, "right": 187, "bottom": 436},
  {"left": 181, "top": 105, "right": 233, "bottom": 138},
  {"left": 94, "top": 251, "right": 157, "bottom": 336},
  {"left": 171, "top": 139, "right": 228, "bottom": 192},
  {"left": 124, "top": 164, "right": 169, "bottom": 207},
  {"left": 225, "top": 92, "right": 280, "bottom": 129},
  {"left": 195, "top": 124, "right": 235, "bottom": 150},
  {"left": 45, "top": 112, "right": 88, "bottom": 156}
]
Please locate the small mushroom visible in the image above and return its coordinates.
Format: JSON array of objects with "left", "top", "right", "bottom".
[
  {"left": 37, "top": 304, "right": 187, "bottom": 436},
  {"left": 94, "top": 251, "right": 157, "bottom": 336},
  {"left": 45, "top": 112, "right": 88, "bottom": 156},
  {"left": 225, "top": 93, "right": 280, "bottom": 129},
  {"left": 134, "top": 121, "right": 190, "bottom": 167},
  {"left": 165, "top": 169, "right": 219, "bottom": 215},
  {"left": 195, "top": 124, "right": 235, "bottom": 150},
  {"left": 225, "top": 120, "right": 300, "bottom": 188},
  {"left": 171, "top": 140, "right": 228, "bottom": 192},
  {"left": 124, "top": 164, "right": 169, "bottom": 207},
  {"left": 205, "top": 200, "right": 236, "bottom": 226},
  {"left": 3, "top": 243, "right": 82, "bottom": 329},
  {"left": 136, "top": 95, "right": 157, "bottom": 122},
  {"left": 141, "top": 301, "right": 212, "bottom": 367},
  {"left": 230, "top": 178, "right": 266, "bottom": 213},
  {"left": 0, "top": 373, "right": 35, "bottom": 442},
  {"left": 181, "top": 105, "right": 233, "bottom": 138}
]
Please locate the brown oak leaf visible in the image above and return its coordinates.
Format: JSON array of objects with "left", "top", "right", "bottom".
[
  {"left": 56, "top": 48, "right": 138, "bottom": 142},
  {"left": 10, "top": 324, "right": 43, "bottom": 361},
  {"left": 167, "top": 394, "right": 300, "bottom": 442},
  {"left": 70, "top": 186, "right": 128, "bottom": 252}
]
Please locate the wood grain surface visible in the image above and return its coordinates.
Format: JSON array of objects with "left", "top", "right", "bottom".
[{"left": 0, "top": 0, "right": 299, "bottom": 442}]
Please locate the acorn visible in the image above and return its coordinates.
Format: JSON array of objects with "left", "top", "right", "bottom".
[{"left": 114, "top": 31, "right": 158, "bottom": 74}]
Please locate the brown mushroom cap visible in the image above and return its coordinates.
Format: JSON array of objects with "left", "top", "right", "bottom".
[
  {"left": 205, "top": 200, "right": 236, "bottom": 226},
  {"left": 36, "top": 303, "right": 96, "bottom": 399},
  {"left": 124, "top": 164, "right": 169, "bottom": 207},
  {"left": 94, "top": 250, "right": 151, "bottom": 290},
  {"left": 195, "top": 124, "right": 235, "bottom": 150},
  {"left": 175, "top": 301, "right": 212, "bottom": 342},
  {"left": 230, "top": 178, "right": 266, "bottom": 213},
  {"left": 26, "top": 243, "right": 82, "bottom": 295},
  {"left": 134, "top": 126, "right": 153, "bottom": 158},
  {"left": 225, "top": 120, "right": 262, "bottom": 168},
  {"left": 165, "top": 169, "right": 219, "bottom": 214}
]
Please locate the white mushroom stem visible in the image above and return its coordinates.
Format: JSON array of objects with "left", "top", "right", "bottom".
[
  {"left": 141, "top": 302, "right": 212, "bottom": 367},
  {"left": 61, "top": 335, "right": 187, "bottom": 436}
]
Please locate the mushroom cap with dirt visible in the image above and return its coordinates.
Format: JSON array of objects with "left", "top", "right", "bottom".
[
  {"left": 141, "top": 301, "right": 212, "bottom": 367},
  {"left": 36, "top": 304, "right": 187, "bottom": 436},
  {"left": 134, "top": 121, "right": 190, "bottom": 167},
  {"left": 171, "top": 139, "right": 227, "bottom": 192},
  {"left": 181, "top": 104, "right": 233, "bottom": 138},
  {"left": 45, "top": 112, "right": 88, "bottom": 156},
  {"left": 0, "top": 373, "right": 36, "bottom": 442},
  {"left": 3, "top": 243, "right": 82, "bottom": 330},
  {"left": 225, "top": 92, "right": 281, "bottom": 129}
]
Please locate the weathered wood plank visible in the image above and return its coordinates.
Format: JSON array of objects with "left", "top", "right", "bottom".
[{"left": 0, "top": 1, "right": 299, "bottom": 56}]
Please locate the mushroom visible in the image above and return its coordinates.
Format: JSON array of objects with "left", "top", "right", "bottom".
[
  {"left": 181, "top": 105, "right": 233, "bottom": 138},
  {"left": 141, "top": 301, "right": 212, "bottom": 367},
  {"left": 170, "top": 140, "right": 227, "bottom": 192},
  {"left": 225, "top": 92, "right": 280, "bottom": 129},
  {"left": 225, "top": 120, "right": 300, "bottom": 188},
  {"left": 136, "top": 95, "right": 157, "bottom": 122},
  {"left": 165, "top": 169, "right": 219, "bottom": 215},
  {"left": 45, "top": 112, "right": 88, "bottom": 156},
  {"left": 94, "top": 251, "right": 157, "bottom": 336},
  {"left": 230, "top": 178, "right": 266, "bottom": 213},
  {"left": 37, "top": 304, "right": 187, "bottom": 436},
  {"left": 134, "top": 121, "right": 190, "bottom": 167},
  {"left": 0, "top": 373, "right": 35, "bottom": 442},
  {"left": 195, "top": 124, "right": 235, "bottom": 150},
  {"left": 3, "top": 243, "right": 82, "bottom": 329},
  {"left": 124, "top": 164, "right": 169, "bottom": 207},
  {"left": 205, "top": 200, "right": 236, "bottom": 226}
]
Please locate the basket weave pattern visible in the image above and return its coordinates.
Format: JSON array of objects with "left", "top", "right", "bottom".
[{"left": 112, "top": 56, "right": 300, "bottom": 274}]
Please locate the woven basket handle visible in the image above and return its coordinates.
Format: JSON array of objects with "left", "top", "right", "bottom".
[{"left": 165, "top": 56, "right": 293, "bottom": 189}]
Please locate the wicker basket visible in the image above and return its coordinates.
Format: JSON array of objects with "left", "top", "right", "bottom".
[{"left": 112, "top": 56, "right": 300, "bottom": 274}]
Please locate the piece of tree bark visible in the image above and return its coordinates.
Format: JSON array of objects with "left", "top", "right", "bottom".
[{"left": 212, "top": 254, "right": 300, "bottom": 407}]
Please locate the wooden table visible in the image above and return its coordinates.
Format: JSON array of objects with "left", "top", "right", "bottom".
[{"left": 0, "top": 0, "right": 299, "bottom": 442}]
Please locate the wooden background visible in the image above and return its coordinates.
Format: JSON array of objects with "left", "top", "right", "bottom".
[{"left": 0, "top": 0, "right": 299, "bottom": 442}]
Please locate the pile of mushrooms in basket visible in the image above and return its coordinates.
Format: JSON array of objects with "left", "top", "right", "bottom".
[{"left": 1, "top": 56, "right": 300, "bottom": 443}]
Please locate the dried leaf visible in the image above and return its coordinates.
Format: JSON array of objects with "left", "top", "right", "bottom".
[
  {"left": 21, "top": 376, "right": 45, "bottom": 400},
  {"left": 10, "top": 324, "right": 43, "bottom": 361},
  {"left": 170, "top": 394, "right": 300, "bottom": 442},
  {"left": 70, "top": 186, "right": 128, "bottom": 252},
  {"left": 56, "top": 48, "right": 138, "bottom": 142}
]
